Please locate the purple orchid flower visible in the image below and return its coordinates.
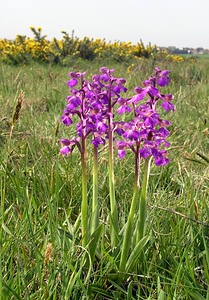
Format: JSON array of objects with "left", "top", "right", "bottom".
[{"left": 155, "top": 67, "right": 171, "bottom": 87}]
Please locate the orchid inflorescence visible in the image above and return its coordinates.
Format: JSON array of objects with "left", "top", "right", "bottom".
[{"left": 60, "top": 66, "right": 174, "bottom": 166}]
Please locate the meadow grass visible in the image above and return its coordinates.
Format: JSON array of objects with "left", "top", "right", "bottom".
[{"left": 0, "top": 58, "right": 208, "bottom": 299}]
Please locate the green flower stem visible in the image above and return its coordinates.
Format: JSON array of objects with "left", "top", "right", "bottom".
[
  {"left": 80, "top": 89, "right": 89, "bottom": 247},
  {"left": 137, "top": 157, "right": 152, "bottom": 242},
  {"left": 119, "top": 151, "right": 140, "bottom": 273},
  {"left": 91, "top": 146, "right": 99, "bottom": 234},
  {"left": 81, "top": 146, "right": 88, "bottom": 247},
  {"left": 108, "top": 121, "right": 119, "bottom": 248},
  {"left": 107, "top": 80, "right": 119, "bottom": 249},
  {"left": 80, "top": 88, "right": 88, "bottom": 248}
]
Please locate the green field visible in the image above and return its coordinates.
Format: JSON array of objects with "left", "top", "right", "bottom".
[{"left": 0, "top": 57, "right": 208, "bottom": 299}]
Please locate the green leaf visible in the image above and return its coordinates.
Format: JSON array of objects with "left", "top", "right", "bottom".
[
  {"left": 196, "top": 152, "right": 209, "bottom": 164},
  {"left": 73, "top": 212, "right": 81, "bottom": 235},
  {"left": 125, "top": 235, "right": 149, "bottom": 272},
  {"left": 88, "top": 284, "right": 114, "bottom": 299},
  {"left": 58, "top": 227, "right": 73, "bottom": 240},
  {"left": 88, "top": 224, "right": 103, "bottom": 262},
  {"left": 2, "top": 281, "right": 22, "bottom": 299},
  {"left": 2, "top": 223, "right": 13, "bottom": 236},
  {"left": 184, "top": 157, "right": 206, "bottom": 165},
  {"left": 0, "top": 204, "right": 13, "bottom": 221},
  {"left": 187, "top": 290, "right": 206, "bottom": 300},
  {"left": 204, "top": 200, "right": 209, "bottom": 221},
  {"left": 206, "top": 287, "right": 209, "bottom": 300},
  {"left": 127, "top": 281, "right": 133, "bottom": 300},
  {"left": 157, "top": 277, "right": 165, "bottom": 300},
  {"left": 203, "top": 234, "right": 209, "bottom": 267}
]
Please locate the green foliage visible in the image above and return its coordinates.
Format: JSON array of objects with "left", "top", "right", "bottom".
[{"left": 0, "top": 58, "right": 208, "bottom": 298}]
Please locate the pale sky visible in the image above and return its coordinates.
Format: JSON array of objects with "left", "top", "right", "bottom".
[{"left": 1, "top": 0, "right": 209, "bottom": 48}]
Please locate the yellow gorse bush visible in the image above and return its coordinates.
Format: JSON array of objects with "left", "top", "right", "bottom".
[{"left": 0, "top": 27, "right": 184, "bottom": 65}]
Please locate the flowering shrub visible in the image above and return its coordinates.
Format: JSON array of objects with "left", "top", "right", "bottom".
[
  {"left": 0, "top": 27, "right": 183, "bottom": 65},
  {"left": 59, "top": 66, "right": 175, "bottom": 278}
]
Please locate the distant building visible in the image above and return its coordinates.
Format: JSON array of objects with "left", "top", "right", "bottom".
[{"left": 157, "top": 45, "right": 209, "bottom": 55}]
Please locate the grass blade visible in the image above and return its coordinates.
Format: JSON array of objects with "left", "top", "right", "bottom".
[
  {"left": 88, "top": 224, "right": 103, "bottom": 263},
  {"left": 125, "top": 235, "right": 149, "bottom": 273},
  {"left": 196, "top": 152, "right": 209, "bottom": 164}
]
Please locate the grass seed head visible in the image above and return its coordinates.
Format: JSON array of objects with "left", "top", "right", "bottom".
[
  {"left": 44, "top": 243, "right": 53, "bottom": 266},
  {"left": 12, "top": 90, "right": 24, "bottom": 125}
]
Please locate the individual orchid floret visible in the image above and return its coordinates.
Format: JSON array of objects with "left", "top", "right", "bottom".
[
  {"left": 113, "top": 78, "right": 128, "bottom": 94},
  {"left": 155, "top": 67, "right": 171, "bottom": 87},
  {"left": 129, "top": 83, "right": 159, "bottom": 104},
  {"left": 66, "top": 96, "right": 82, "bottom": 110},
  {"left": 69, "top": 71, "right": 86, "bottom": 79},
  {"left": 92, "top": 135, "right": 106, "bottom": 148},
  {"left": 67, "top": 71, "right": 86, "bottom": 88},
  {"left": 61, "top": 114, "right": 73, "bottom": 126},
  {"left": 67, "top": 78, "right": 78, "bottom": 87},
  {"left": 116, "top": 140, "right": 135, "bottom": 159},
  {"left": 134, "top": 104, "right": 159, "bottom": 127},
  {"left": 140, "top": 146, "right": 169, "bottom": 166},
  {"left": 117, "top": 105, "right": 132, "bottom": 115},
  {"left": 60, "top": 137, "right": 80, "bottom": 155},
  {"left": 159, "top": 94, "right": 175, "bottom": 111},
  {"left": 100, "top": 67, "right": 114, "bottom": 74}
]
